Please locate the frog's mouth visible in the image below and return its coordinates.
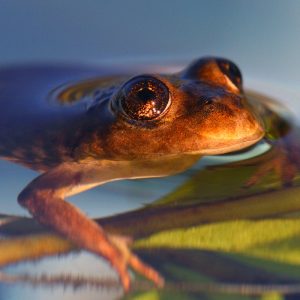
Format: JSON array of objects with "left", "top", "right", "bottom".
[
  {"left": 193, "top": 124, "right": 265, "bottom": 155},
  {"left": 201, "top": 132, "right": 265, "bottom": 155}
]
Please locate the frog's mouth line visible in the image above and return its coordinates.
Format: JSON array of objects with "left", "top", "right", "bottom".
[{"left": 188, "top": 130, "right": 265, "bottom": 156}]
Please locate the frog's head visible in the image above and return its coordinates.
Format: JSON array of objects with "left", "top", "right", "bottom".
[{"left": 95, "top": 57, "right": 264, "bottom": 159}]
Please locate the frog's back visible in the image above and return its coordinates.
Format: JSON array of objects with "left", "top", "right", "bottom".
[{"left": 0, "top": 64, "right": 116, "bottom": 170}]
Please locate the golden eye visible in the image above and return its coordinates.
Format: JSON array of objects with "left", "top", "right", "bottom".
[
  {"left": 216, "top": 59, "right": 243, "bottom": 89},
  {"left": 117, "top": 76, "right": 171, "bottom": 121}
]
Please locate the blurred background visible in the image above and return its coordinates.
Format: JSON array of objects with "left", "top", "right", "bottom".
[{"left": 0, "top": 0, "right": 299, "bottom": 87}]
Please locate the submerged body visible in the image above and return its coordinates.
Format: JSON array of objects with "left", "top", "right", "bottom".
[{"left": 0, "top": 57, "right": 288, "bottom": 290}]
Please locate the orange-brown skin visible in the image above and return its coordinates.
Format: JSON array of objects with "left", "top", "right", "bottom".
[{"left": 0, "top": 57, "right": 265, "bottom": 291}]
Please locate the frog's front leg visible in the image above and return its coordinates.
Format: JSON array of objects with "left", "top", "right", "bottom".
[{"left": 17, "top": 161, "right": 164, "bottom": 291}]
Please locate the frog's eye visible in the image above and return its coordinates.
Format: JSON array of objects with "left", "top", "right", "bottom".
[
  {"left": 183, "top": 57, "right": 243, "bottom": 92},
  {"left": 216, "top": 58, "right": 243, "bottom": 90},
  {"left": 116, "top": 76, "right": 171, "bottom": 121}
]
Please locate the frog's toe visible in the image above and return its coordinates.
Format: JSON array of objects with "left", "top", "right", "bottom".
[
  {"left": 118, "top": 266, "right": 131, "bottom": 292},
  {"left": 280, "top": 160, "right": 298, "bottom": 187},
  {"left": 128, "top": 253, "right": 165, "bottom": 288},
  {"left": 109, "top": 234, "right": 133, "bottom": 247},
  {"left": 108, "top": 233, "right": 164, "bottom": 290},
  {"left": 243, "top": 159, "right": 278, "bottom": 188}
]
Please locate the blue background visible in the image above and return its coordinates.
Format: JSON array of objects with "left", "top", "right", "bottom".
[{"left": 0, "top": 0, "right": 299, "bottom": 85}]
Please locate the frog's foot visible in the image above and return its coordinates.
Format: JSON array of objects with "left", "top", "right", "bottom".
[
  {"left": 17, "top": 161, "right": 167, "bottom": 292},
  {"left": 244, "top": 142, "right": 300, "bottom": 188},
  {"left": 108, "top": 234, "right": 164, "bottom": 289}
]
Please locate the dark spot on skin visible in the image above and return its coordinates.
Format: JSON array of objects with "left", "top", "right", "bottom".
[
  {"left": 230, "top": 95, "right": 243, "bottom": 109},
  {"left": 198, "top": 95, "right": 214, "bottom": 106},
  {"left": 213, "top": 102, "right": 235, "bottom": 116},
  {"left": 73, "top": 172, "right": 82, "bottom": 185}
]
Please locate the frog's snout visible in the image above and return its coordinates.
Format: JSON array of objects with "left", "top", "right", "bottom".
[
  {"left": 238, "top": 106, "right": 265, "bottom": 143},
  {"left": 195, "top": 95, "right": 265, "bottom": 154}
]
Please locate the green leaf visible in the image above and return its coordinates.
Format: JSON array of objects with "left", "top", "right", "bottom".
[{"left": 135, "top": 219, "right": 300, "bottom": 265}]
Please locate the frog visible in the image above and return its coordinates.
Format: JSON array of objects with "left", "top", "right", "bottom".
[{"left": 0, "top": 57, "right": 293, "bottom": 291}]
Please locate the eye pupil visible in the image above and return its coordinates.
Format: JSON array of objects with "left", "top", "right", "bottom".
[
  {"left": 137, "top": 88, "right": 156, "bottom": 102},
  {"left": 117, "top": 76, "right": 170, "bottom": 121}
]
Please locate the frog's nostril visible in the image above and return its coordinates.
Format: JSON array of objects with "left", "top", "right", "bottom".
[{"left": 198, "top": 96, "right": 213, "bottom": 105}]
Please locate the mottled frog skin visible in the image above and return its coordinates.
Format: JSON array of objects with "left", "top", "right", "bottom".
[{"left": 0, "top": 57, "right": 275, "bottom": 290}]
